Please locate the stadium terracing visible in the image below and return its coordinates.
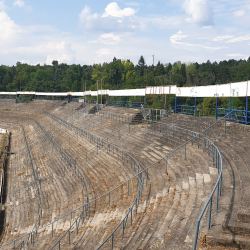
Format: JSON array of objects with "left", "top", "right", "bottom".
[{"left": 0, "top": 81, "right": 250, "bottom": 249}]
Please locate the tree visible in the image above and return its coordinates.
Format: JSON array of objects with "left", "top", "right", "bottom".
[{"left": 138, "top": 55, "right": 146, "bottom": 76}]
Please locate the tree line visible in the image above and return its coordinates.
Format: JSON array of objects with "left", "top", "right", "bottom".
[{"left": 0, "top": 56, "right": 250, "bottom": 93}]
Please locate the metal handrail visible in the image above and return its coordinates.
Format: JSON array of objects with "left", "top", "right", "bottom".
[
  {"left": 0, "top": 111, "right": 142, "bottom": 249},
  {"left": 48, "top": 113, "right": 143, "bottom": 248},
  {"left": 142, "top": 112, "right": 230, "bottom": 249},
  {"left": 0, "top": 115, "right": 89, "bottom": 249},
  {"left": 0, "top": 110, "right": 229, "bottom": 249},
  {"left": 21, "top": 125, "right": 43, "bottom": 247}
]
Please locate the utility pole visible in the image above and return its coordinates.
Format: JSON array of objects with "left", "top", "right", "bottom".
[{"left": 152, "top": 55, "right": 155, "bottom": 66}]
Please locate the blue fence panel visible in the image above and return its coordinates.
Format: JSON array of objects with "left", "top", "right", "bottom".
[
  {"left": 176, "top": 105, "right": 196, "bottom": 116},
  {"left": 108, "top": 100, "right": 144, "bottom": 109},
  {"left": 216, "top": 108, "right": 250, "bottom": 125}
]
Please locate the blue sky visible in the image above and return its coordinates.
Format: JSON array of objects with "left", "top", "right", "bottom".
[{"left": 0, "top": 0, "right": 250, "bottom": 66}]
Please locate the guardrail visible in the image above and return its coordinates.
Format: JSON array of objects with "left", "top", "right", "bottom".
[
  {"left": 0, "top": 115, "right": 89, "bottom": 249},
  {"left": 0, "top": 108, "right": 228, "bottom": 249},
  {"left": 47, "top": 112, "right": 143, "bottom": 249},
  {"left": 49, "top": 110, "right": 227, "bottom": 249},
  {"left": 0, "top": 111, "right": 143, "bottom": 249},
  {"left": 0, "top": 120, "right": 44, "bottom": 249},
  {"left": 21, "top": 125, "right": 43, "bottom": 246},
  {"left": 142, "top": 114, "right": 229, "bottom": 249},
  {"left": 95, "top": 110, "right": 133, "bottom": 123}
]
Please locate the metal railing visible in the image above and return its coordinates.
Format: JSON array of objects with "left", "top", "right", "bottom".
[
  {"left": 1, "top": 107, "right": 229, "bottom": 249},
  {"left": 47, "top": 112, "right": 143, "bottom": 249},
  {"left": 95, "top": 111, "right": 133, "bottom": 123},
  {"left": 0, "top": 115, "right": 89, "bottom": 249},
  {"left": 21, "top": 125, "right": 43, "bottom": 246},
  {"left": 142, "top": 114, "right": 229, "bottom": 249}
]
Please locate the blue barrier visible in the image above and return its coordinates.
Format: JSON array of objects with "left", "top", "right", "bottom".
[
  {"left": 108, "top": 100, "right": 144, "bottom": 109},
  {"left": 176, "top": 104, "right": 250, "bottom": 125}
]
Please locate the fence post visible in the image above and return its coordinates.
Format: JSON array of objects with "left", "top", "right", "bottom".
[
  {"left": 175, "top": 96, "right": 177, "bottom": 113},
  {"left": 208, "top": 199, "right": 212, "bottom": 231},
  {"left": 193, "top": 220, "right": 200, "bottom": 250},
  {"left": 224, "top": 117, "right": 226, "bottom": 134},
  {"left": 246, "top": 96, "right": 248, "bottom": 125}
]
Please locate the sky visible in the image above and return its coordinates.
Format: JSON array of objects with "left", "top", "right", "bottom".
[{"left": 0, "top": 0, "right": 250, "bottom": 66}]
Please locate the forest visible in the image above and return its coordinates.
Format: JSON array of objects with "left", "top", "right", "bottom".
[
  {"left": 0, "top": 56, "right": 250, "bottom": 109},
  {"left": 1, "top": 56, "right": 250, "bottom": 93}
]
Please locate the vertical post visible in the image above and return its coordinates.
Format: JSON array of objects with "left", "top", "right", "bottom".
[
  {"left": 135, "top": 96, "right": 137, "bottom": 109},
  {"left": 127, "top": 96, "right": 129, "bottom": 108},
  {"left": 193, "top": 221, "right": 200, "bottom": 250},
  {"left": 246, "top": 96, "right": 248, "bottom": 125},
  {"left": 216, "top": 97, "right": 218, "bottom": 120},
  {"left": 194, "top": 97, "right": 197, "bottom": 117},
  {"left": 175, "top": 96, "right": 177, "bottom": 113},
  {"left": 229, "top": 96, "right": 231, "bottom": 122},
  {"left": 208, "top": 199, "right": 212, "bottom": 231},
  {"left": 144, "top": 96, "right": 146, "bottom": 108},
  {"left": 224, "top": 117, "right": 226, "bottom": 134}
]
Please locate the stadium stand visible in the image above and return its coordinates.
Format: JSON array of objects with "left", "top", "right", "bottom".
[{"left": 0, "top": 99, "right": 248, "bottom": 249}]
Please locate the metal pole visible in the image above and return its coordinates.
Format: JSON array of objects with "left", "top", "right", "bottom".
[
  {"left": 224, "top": 117, "right": 226, "bottom": 134},
  {"left": 208, "top": 199, "right": 212, "bottom": 231},
  {"left": 194, "top": 97, "right": 196, "bottom": 117},
  {"left": 216, "top": 97, "right": 218, "bottom": 120},
  {"left": 175, "top": 96, "right": 177, "bottom": 113},
  {"left": 229, "top": 96, "right": 231, "bottom": 122},
  {"left": 246, "top": 96, "right": 248, "bottom": 125},
  {"left": 193, "top": 221, "right": 200, "bottom": 250}
]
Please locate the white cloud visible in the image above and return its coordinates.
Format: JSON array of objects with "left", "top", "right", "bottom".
[
  {"left": 233, "top": 10, "right": 245, "bottom": 17},
  {"left": 0, "top": 11, "right": 24, "bottom": 46},
  {"left": 13, "top": 0, "right": 25, "bottom": 8},
  {"left": 170, "top": 30, "right": 221, "bottom": 52},
  {"left": 183, "top": 0, "right": 214, "bottom": 26},
  {"left": 46, "top": 53, "right": 74, "bottom": 65},
  {"left": 79, "top": 6, "right": 99, "bottom": 30},
  {"left": 170, "top": 31, "right": 188, "bottom": 44},
  {"left": 79, "top": 5, "right": 140, "bottom": 33},
  {"left": 230, "top": 4, "right": 250, "bottom": 26},
  {"left": 213, "top": 35, "right": 234, "bottom": 41},
  {"left": 227, "top": 53, "right": 244, "bottom": 57},
  {"left": 96, "top": 48, "right": 116, "bottom": 57},
  {"left": 102, "top": 2, "right": 136, "bottom": 18},
  {"left": 226, "top": 34, "right": 250, "bottom": 43},
  {"left": 92, "top": 33, "right": 122, "bottom": 45},
  {"left": 0, "top": 0, "right": 8, "bottom": 11}
]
